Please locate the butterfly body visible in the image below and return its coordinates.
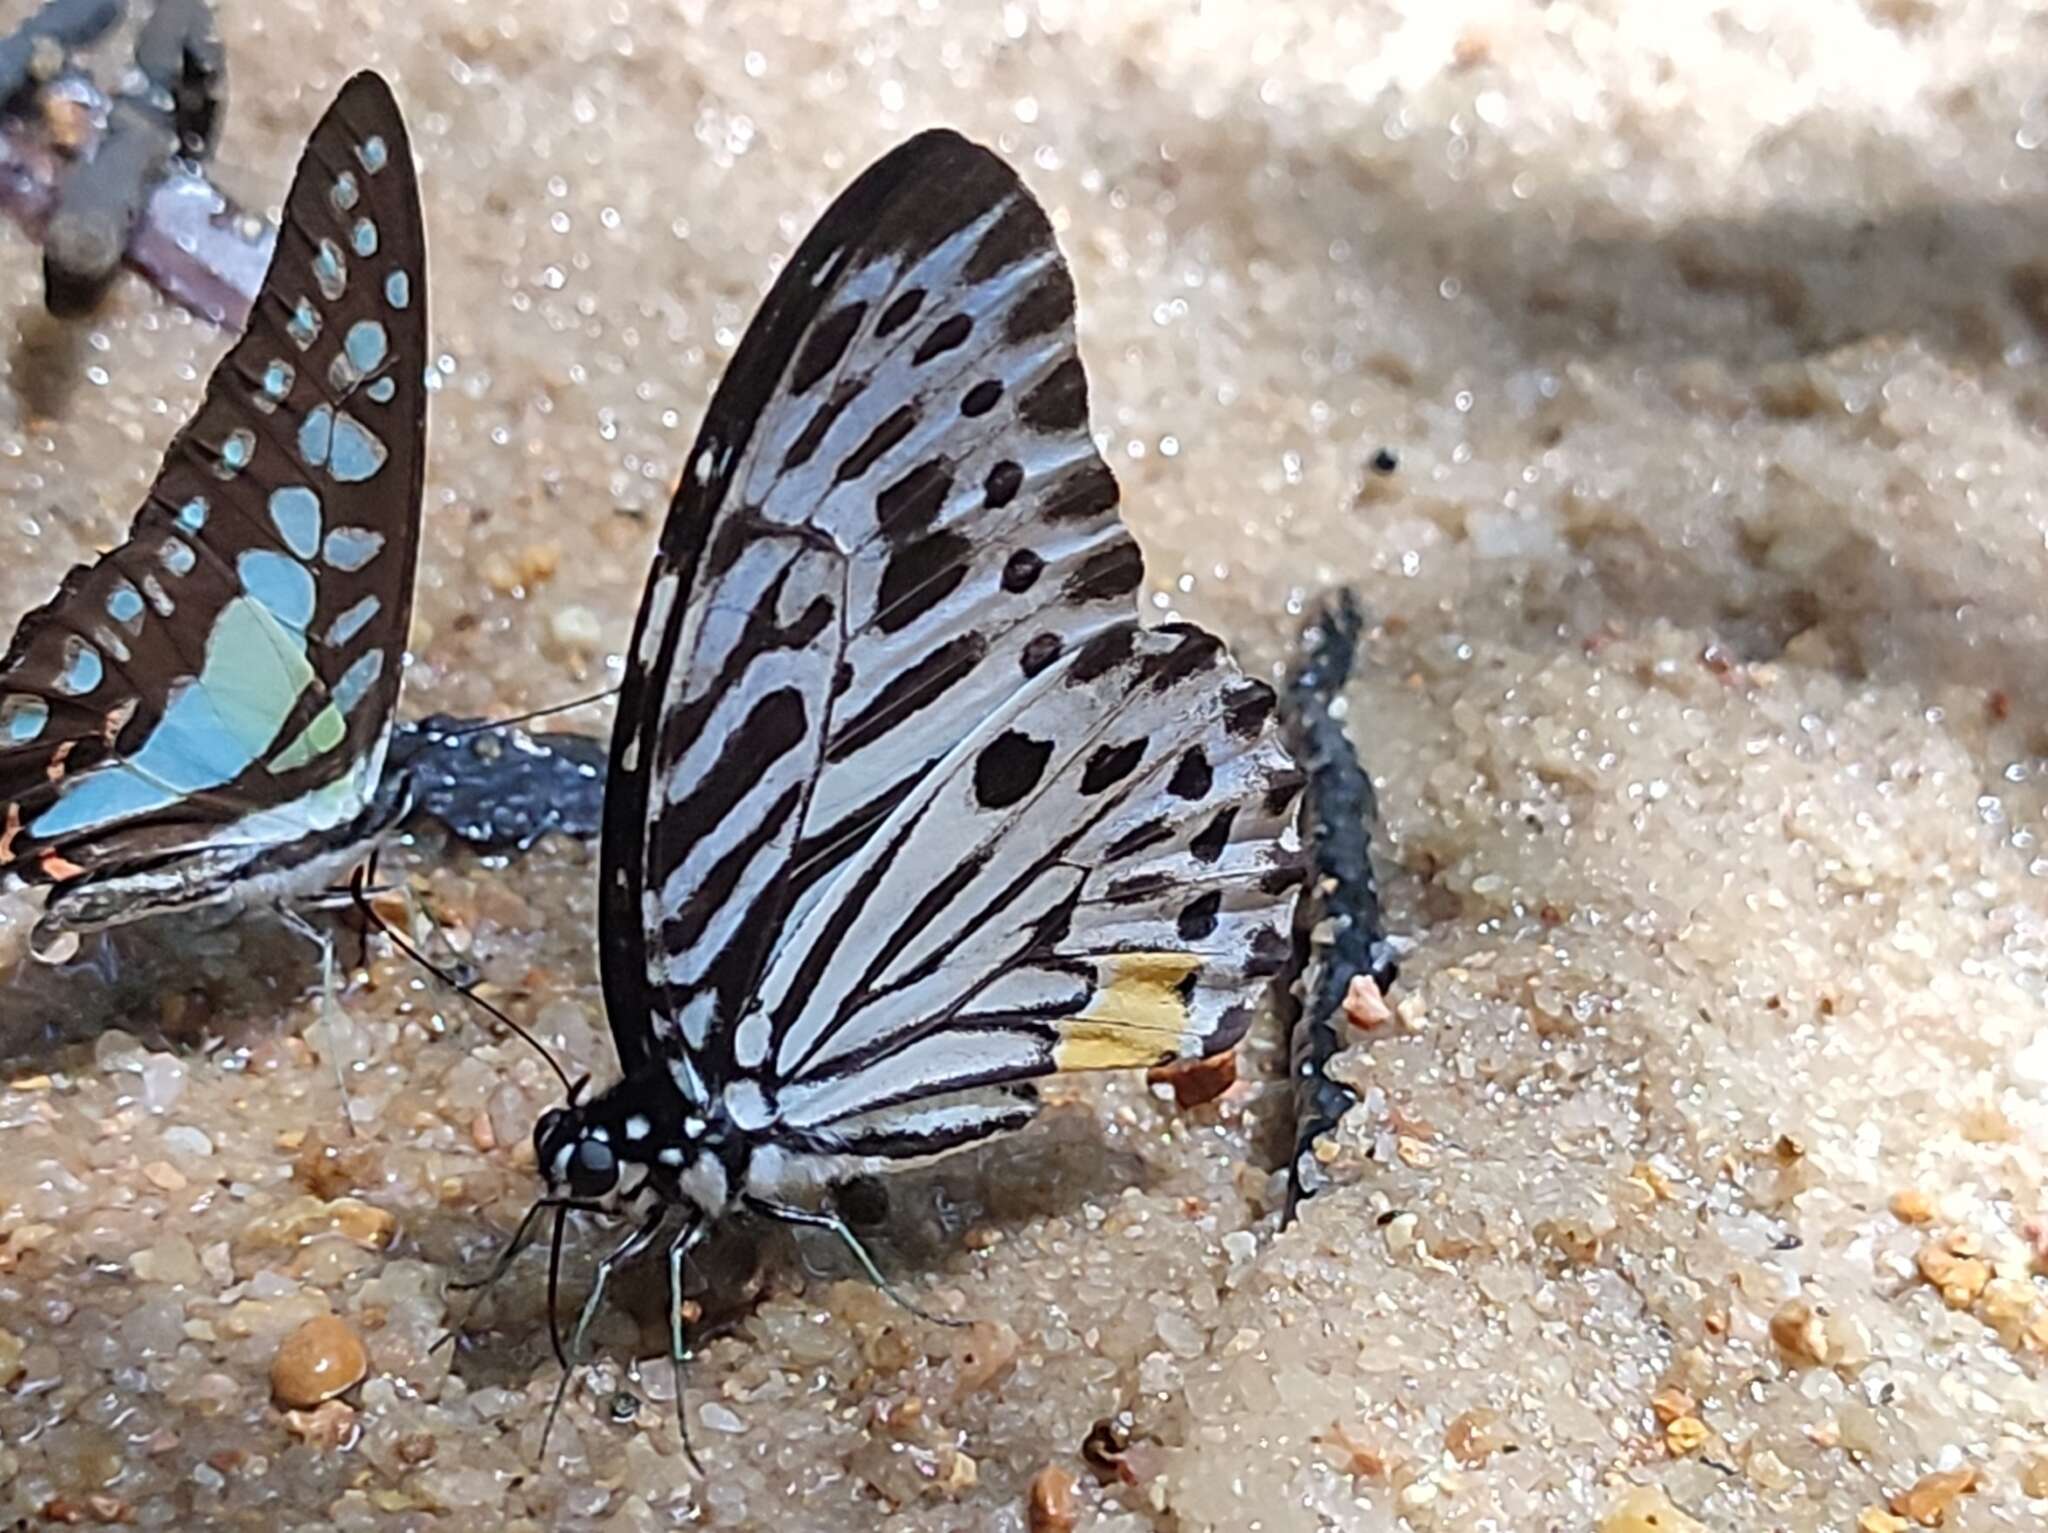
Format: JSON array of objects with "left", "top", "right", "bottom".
[{"left": 0, "top": 74, "right": 429, "bottom": 961}]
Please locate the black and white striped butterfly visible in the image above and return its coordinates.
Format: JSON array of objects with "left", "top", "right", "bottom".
[
  {"left": 0, "top": 73, "right": 427, "bottom": 962},
  {"left": 517, "top": 131, "right": 1307, "bottom": 1395}
]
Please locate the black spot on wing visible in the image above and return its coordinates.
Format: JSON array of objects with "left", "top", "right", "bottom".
[
  {"left": 835, "top": 405, "right": 917, "bottom": 483},
  {"left": 961, "top": 379, "right": 1003, "bottom": 417},
  {"left": 984, "top": 459, "right": 1023, "bottom": 510},
  {"left": 1065, "top": 542, "right": 1144, "bottom": 603},
  {"left": 1176, "top": 890, "right": 1221, "bottom": 942},
  {"left": 1070, "top": 624, "right": 1136, "bottom": 684},
  {"left": 1004, "top": 269, "right": 1072, "bottom": 344},
  {"left": 876, "top": 288, "right": 924, "bottom": 337},
  {"left": 1189, "top": 805, "right": 1237, "bottom": 865},
  {"left": 783, "top": 378, "right": 862, "bottom": 473},
  {"left": 974, "top": 730, "right": 1054, "bottom": 810},
  {"left": 1000, "top": 548, "right": 1044, "bottom": 593},
  {"left": 1020, "top": 631, "right": 1062, "bottom": 676},
  {"left": 1145, "top": 626, "right": 1224, "bottom": 690},
  {"left": 792, "top": 301, "right": 868, "bottom": 395},
  {"left": 876, "top": 530, "right": 972, "bottom": 634},
  {"left": 1244, "top": 924, "right": 1291, "bottom": 979},
  {"left": 1020, "top": 357, "right": 1087, "bottom": 433},
  {"left": 1168, "top": 747, "right": 1212, "bottom": 801},
  {"left": 1263, "top": 769, "right": 1306, "bottom": 818},
  {"left": 914, "top": 313, "right": 972, "bottom": 364},
  {"left": 1079, "top": 738, "right": 1146, "bottom": 796},
  {"left": 1044, "top": 460, "right": 1119, "bottom": 522},
  {"left": 963, "top": 197, "right": 1038, "bottom": 283},
  {"left": 1223, "top": 682, "right": 1276, "bottom": 740},
  {"left": 875, "top": 460, "right": 952, "bottom": 542}
]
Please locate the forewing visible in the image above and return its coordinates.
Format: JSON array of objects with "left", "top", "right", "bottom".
[
  {"left": 0, "top": 72, "right": 427, "bottom": 885},
  {"left": 602, "top": 130, "right": 1138, "bottom": 1084},
  {"left": 745, "top": 621, "right": 1306, "bottom": 1155}
]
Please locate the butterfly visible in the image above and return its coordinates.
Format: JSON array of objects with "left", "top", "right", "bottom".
[
  {"left": 0, "top": 72, "right": 428, "bottom": 964},
  {"left": 515, "top": 128, "right": 1308, "bottom": 1408}
]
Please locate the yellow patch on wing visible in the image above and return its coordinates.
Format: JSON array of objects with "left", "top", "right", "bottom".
[{"left": 1053, "top": 952, "right": 1204, "bottom": 1072}]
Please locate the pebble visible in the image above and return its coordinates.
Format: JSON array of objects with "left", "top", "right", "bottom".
[
  {"left": 1027, "top": 1466, "right": 1077, "bottom": 1532},
  {"left": 159, "top": 1125, "right": 214, "bottom": 1160},
  {"left": 270, "top": 1315, "right": 369, "bottom": 1408},
  {"left": 1601, "top": 1485, "right": 1707, "bottom": 1533}
]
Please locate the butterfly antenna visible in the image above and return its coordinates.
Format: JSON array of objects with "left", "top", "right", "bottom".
[
  {"left": 346, "top": 865, "right": 576, "bottom": 1095},
  {"left": 538, "top": 1202, "right": 575, "bottom": 1457},
  {"left": 430, "top": 686, "right": 620, "bottom": 739}
]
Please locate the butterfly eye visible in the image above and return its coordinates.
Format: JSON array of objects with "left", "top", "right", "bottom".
[{"left": 567, "top": 1137, "right": 618, "bottom": 1199}]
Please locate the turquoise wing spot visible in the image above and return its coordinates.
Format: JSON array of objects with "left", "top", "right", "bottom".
[
  {"left": 351, "top": 218, "right": 379, "bottom": 257},
  {"left": 55, "top": 641, "right": 101, "bottom": 696},
  {"left": 30, "top": 596, "right": 319, "bottom": 838},
  {"left": 268, "top": 486, "right": 323, "bottom": 558},
  {"left": 217, "top": 428, "right": 254, "bottom": 478},
  {"left": 357, "top": 135, "right": 388, "bottom": 173},
  {"left": 384, "top": 271, "right": 410, "bottom": 310},
  {"left": 333, "top": 171, "right": 360, "bottom": 211},
  {"left": 365, "top": 378, "right": 397, "bottom": 404},
  {"left": 261, "top": 362, "right": 293, "bottom": 405},
  {"left": 332, "top": 650, "right": 385, "bottom": 717},
  {"left": 1, "top": 694, "right": 48, "bottom": 743},
  {"left": 344, "top": 321, "right": 388, "bottom": 376},
  {"left": 176, "top": 496, "right": 209, "bottom": 532},
  {"left": 313, "top": 239, "right": 347, "bottom": 301},
  {"left": 300, "top": 406, "right": 334, "bottom": 467},
  {"left": 288, "top": 300, "right": 321, "bottom": 349},
  {"left": 237, "top": 550, "right": 317, "bottom": 633},
  {"left": 105, "top": 583, "right": 144, "bottom": 625},
  {"left": 327, "top": 415, "right": 388, "bottom": 483},
  {"left": 322, "top": 526, "right": 384, "bottom": 571},
  {"left": 160, "top": 538, "right": 197, "bottom": 577},
  {"left": 324, "top": 594, "right": 380, "bottom": 648}
]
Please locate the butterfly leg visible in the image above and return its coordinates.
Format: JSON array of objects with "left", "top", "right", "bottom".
[
  {"left": 740, "top": 1195, "right": 964, "bottom": 1328},
  {"left": 665, "top": 1215, "right": 708, "bottom": 1476},
  {"left": 277, "top": 904, "right": 355, "bottom": 1136},
  {"left": 538, "top": 1201, "right": 668, "bottom": 1456}
]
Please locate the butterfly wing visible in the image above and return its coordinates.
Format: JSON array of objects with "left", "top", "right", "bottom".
[
  {"left": 602, "top": 130, "right": 1140, "bottom": 1082},
  {"left": 0, "top": 73, "right": 427, "bottom": 889},
  {"left": 753, "top": 620, "right": 1304, "bottom": 1159}
]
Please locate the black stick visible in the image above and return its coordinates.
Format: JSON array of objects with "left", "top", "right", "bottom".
[{"left": 1281, "top": 589, "right": 1399, "bottom": 1223}]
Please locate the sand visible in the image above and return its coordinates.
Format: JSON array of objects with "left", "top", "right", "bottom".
[{"left": 5, "top": 1, "right": 2048, "bottom": 1528}]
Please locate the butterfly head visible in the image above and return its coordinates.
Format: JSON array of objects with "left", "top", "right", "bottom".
[{"left": 534, "top": 1101, "right": 626, "bottom": 1204}]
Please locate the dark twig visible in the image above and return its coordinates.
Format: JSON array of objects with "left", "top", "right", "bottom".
[
  {"left": 1281, "top": 589, "right": 1399, "bottom": 1223},
  {"left": 0, "top": 0, "right": 268, "bottom": 325},
  {"left": 0, "top": 0, "right": 122, "bottom": 106}
]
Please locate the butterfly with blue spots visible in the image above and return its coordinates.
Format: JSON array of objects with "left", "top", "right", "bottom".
[{"left": 0, "top": 72, "right": 428, "bottom": 960}]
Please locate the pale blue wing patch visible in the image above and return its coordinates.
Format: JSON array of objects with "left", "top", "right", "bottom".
[
  {"left": 288, "top": 300, "right": 321, "bottom": 350},
  {"left": 365, "top": 378, "right": 397, "bottom": 405},
  {"left": 1, "top": 694, "right": 48, "bottom": 743},
  {"left": 357, "top": 135, "right": 388, "bottom": 173},
  {"left": 268, "top": 486, "right": 323, "bottom": 558},
  {"left": 55, "top": 639, "right": 100, "bottom": 696},
  {"left": 328, "top": 416, "right": 387, "bottom": 483},
  {"left": 332, "top": 171, "right": 360, "bottom": 212},
  {"left": 105, "top": 582, "right": 145, "bottom": 627},
  {"left": 216, "top": 428, "right": 254, "bottom": 479},
  {"left": 384, "top": 271, "right": 410, "bottom": 310},
  {"left": 29, "top": 596, "right": 318, "bottom": 837},
  {"left": 259, "top": 363, "right": 293, "bottom": 412},
  {"left": 176, "top": 496, "right": 209, "bottom": 532},
  {"left": 237, "top": 550, "right": 317, "bottom": 633},
  {"left": 159, "top": 538, "right": 197, "bottom": 577},
  {"left": 332, "top": 650, "right": 384, "bottom": 717},
  {"left": 324, "top": 594, "right": 380, "bottom": 648},
  {"left": 323, "top": 526, "right": 384, "bottom": 571},
  {"left": 351, "top": 218, "right": 379, "bottom": 258},
  {"left": 313, "top": 239, "right": 347, "bottom": 301}
]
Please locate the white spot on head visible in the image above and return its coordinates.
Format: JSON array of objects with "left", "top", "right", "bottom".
[
  {"left": 624, "top": 1115, "right": 650, "bottom": 1141},
  {"left": 683, "top": 1116, "right": 705, "bottom": 1138},
  {"left": 658, "top": 1147, "right": 684, "bottom": 1167}
]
